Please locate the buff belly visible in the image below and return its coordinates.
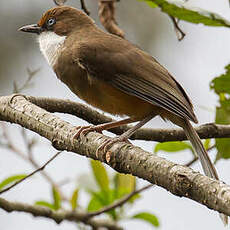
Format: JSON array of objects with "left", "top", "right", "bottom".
[{"left": 71, "top": 75, "right": 159, "bottom": 120}]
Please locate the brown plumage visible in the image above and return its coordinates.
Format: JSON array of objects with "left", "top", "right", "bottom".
[
  {"left": 19, "top": 5, "right": 216, "bottom": 176},
  {"left": 19, "top": 6, "right": 227, "bottom": 223},
  {"left": 19, "top": 7, "right": 228, "bottom": 223}
]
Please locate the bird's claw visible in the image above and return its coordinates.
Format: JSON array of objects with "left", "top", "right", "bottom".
[
  {"left": 96, "top": 136, "right": 130, "bottom": 158},
  {"left": 71, "top": 125, "right": 103, "bottom": 145},
  {"left": 72, "top": 125, "right": 92, "bottom": 140},
  {"left": 71, "top": 125, "right": 131, "bottom": 160}
]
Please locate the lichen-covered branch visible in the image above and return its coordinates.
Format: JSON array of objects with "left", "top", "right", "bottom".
[
  {"left": 0, "top": 197, "right": 122, "bottom": 230},
  {"left": 0, "top": 94, "right": 230, "bottom": 217},
  {"left": 26, "top": 96, "right": 230, "bottom": 142}
]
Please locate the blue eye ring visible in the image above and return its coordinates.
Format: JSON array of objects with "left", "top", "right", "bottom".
[{"left": 46, "top": 18, "right": 56, "bottom": 27}]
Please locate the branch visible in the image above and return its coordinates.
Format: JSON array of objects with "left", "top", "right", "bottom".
[
  {"left": 169, "top": 16, "right": 186, "bottom": 41},
  {"left": 26, "top": 96, "right": 230, "bottom": 142},
  {"left": 98, "top": 0, "right": 125, "bottom": 38},
  {"left": 80, "top": 0, "right": 90, "bottom": 15},
  {"left": 0, "top": 197, "right": 122, "bottom": 230},
  {"left": 0, "top": 152, "right": 62, "bottom": 195},
  {"left": 0, "top": 94, "right": 230, "bottom": 217},
  {"left": 185, "top": 156, "right": 198, "bottom": 167}
]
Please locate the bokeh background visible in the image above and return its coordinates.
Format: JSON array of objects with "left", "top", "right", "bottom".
[{"left": 0, "top": 0, "right": 230, "bottom": 229}]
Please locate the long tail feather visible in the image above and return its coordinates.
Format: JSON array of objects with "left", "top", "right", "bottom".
[
  {"left": 182, "top": 119, "right": 228, "bottom": 225},
  {"left": 182, "top": 119, "right": 218, "bottom": 179}
]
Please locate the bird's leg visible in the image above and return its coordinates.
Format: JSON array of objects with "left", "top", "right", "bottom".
[
  {"left": 96, "top": 114, "right": 155, "bottom": 157},
  {"left": 73, "top": 117, "right": 135, "bottom": 140}
]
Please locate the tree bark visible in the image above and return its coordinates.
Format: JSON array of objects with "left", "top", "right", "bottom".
[{"left": 0, "top": 94, "right": 230, "bottom": 217}]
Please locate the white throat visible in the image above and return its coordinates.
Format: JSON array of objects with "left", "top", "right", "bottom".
[{"left": 38, "top": 31, "right": 66, "bottom": 67}]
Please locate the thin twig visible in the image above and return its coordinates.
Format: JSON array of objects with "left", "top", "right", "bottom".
[
  {"left": 20, "top": 129, "right": 69, "bottom": 201},
  {"left": 1, "top": 123, "right": 68, "bottom": 200},
  {"left": 207, "top": 145, "right": 216, "bottom": 152},
  {"left": 80, "top": 0, "right": 90, "bottom": 15},
  {"left": 0, "top": 123, "right": 28, "bottom": 161},
  {"left": 86, "top": 184, "right": 153, "bottom": 218},
  {"left": 0, "top": 152, "right": 62, "bottom": 195},
  {"left": 20, "top": 128, "right": 37, "bottom": 163},
  {"left": 169, "top": 16, "right": 186, "bottom": 41},
  {"left": 185, "top": 156, "right": 198, "bottom": 167},
  {"left": 13, "top": 68, "right": 39, "bottom": 93},
  {"left": 185, "top": 144, "right": 215, "bottom": 167}
]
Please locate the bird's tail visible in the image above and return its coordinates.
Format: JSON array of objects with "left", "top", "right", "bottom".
[
  {"left": 182, "top": 119, "right": 218, "bottom": 179},
  {"left": 182, "top": 119, "right": 228, "bottom": 225}
]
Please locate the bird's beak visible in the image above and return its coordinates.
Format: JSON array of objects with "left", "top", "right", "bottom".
[{"left": 18, "top": 24, "right": 43, "bottom": 34}]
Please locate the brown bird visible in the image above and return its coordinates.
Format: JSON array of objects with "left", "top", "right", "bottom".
[
  {"left": 19, "top": 7, "right": 226, "bottom": 221},
  {"left": 18, "top": 5, "right": 217, "bottom": 176}
]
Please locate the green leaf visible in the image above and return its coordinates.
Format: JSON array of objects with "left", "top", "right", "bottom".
[
  {"left": 90, "top": 160, "right": 109, "bottom": 191},
  {"left": 0, "top": 174, "right": 27, "bottom": 190},
  {"left": 204, "top": 139, "right": 211, "bottom": 150},
  {"left": 216, "top": 138, "right": 230, "bottom": 159},
  {"left": 143, "top": 0, "right": 230, "bottom": 28},
  {"left": 89, "top": 189, "right": 114, "bottom": 206},
  {"left": 70, "top": 189, "right": 79, "bottom": 210},
  {"left": 115, "top": 173, "right": 136, "bottom": 193},
  {"left": 154, "top": 141, "right": 193, "bottom": 153},
  {"left": 214, "top": 100, "right": 230, "bottom": 159},
  {"left": 52, "top": 186, "right": 61, "bottom": 210},
  {"left": 211, "top": 65, "right": 230, "bottom": 160},
  {"left": 210, "top": 64, "right": 230, "bottom": 94},
  {"left": 87, "top": 189, "right": 117, "bottom": 220},
  {"left": 35, "top": 201, "right": 55, "bottom": 210},
  {"left": 215, "top": 100, "right": 230, "bottom": 124},
  {"left": 114, "top": 173, "right": 139, "bottom": 203},
  {"left": 132, "top": 212, "right": 160, "bottom": 227},
  {"left": 87, "top": 196, "right": 103, "bottom": 212}
]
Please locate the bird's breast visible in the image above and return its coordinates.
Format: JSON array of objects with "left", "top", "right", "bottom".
[{"left": 38, "top": 31, "right": 66, "bottom": 67}]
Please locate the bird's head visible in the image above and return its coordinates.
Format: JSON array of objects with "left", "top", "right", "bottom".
[
  {"left": 19, "top": 6, "right": 94, "bottom": 67},
  {"left": 19, "top": 6, "right": 94, "bottom": 36}
]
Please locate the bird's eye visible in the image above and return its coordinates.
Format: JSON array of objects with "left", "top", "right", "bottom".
[{"left": 46, "top": 18, "right": 56, "bottom": 27}]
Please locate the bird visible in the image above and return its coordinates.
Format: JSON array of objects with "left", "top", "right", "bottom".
[{"left": 19, "top": 5, "right": 227, "bottom": 224}]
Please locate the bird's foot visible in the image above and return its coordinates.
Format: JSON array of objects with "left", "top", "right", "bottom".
[
  {"left": 96, "top": 135, "right": 131, "bottom": 158},
  {"left": 72, "top": 125, "right": 103, "bottom": 142}
]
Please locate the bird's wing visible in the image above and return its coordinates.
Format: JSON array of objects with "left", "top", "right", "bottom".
[{"left": 75, "top": 37, "right": 197, "bottom": 123}]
